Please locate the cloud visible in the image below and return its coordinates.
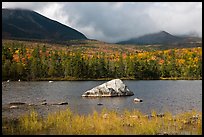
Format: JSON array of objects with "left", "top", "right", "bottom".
[
  {"left": 2, "top": 2, "right": 202, "bottom": 43},
  {"left": 147, "top": 2, "right": 202, "bottom": 36},
  {"left": 2, "top": 2, "right": 49, "bottom": 10}
]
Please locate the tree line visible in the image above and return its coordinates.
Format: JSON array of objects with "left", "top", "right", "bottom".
[{"left": 2, "top": 43, "right": 202, "bottom": 81}]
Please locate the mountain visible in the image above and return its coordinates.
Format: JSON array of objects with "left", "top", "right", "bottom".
[
  {"left": 117, "top": 31, "right": 189, "bottom": 45},
  {"left": 2, "top": 8, "right": 87, "bottom": 42}
]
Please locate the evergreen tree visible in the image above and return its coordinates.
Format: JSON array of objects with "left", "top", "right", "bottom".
[
  {"left": 2, "top": 60, "right": 11, "bottom": 80},
  {"left": 118, "top": 52, "right": 125, "bottom": 77},
  {"left": 10, "top": 62, "right": 17, "bottom": 80},
  {"left": 98, "top": 53, "right": 108, "bottom": 78},
  {"left": 30, "top": 58, "right": 39, "bottom": 79},
  {"left": 16, "top": 62, "right": 24, "bottom": 79},
  {"left": 127, "top": 54, "right": 134, "bottom": 77}
]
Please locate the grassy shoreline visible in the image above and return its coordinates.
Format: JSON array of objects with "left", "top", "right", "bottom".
[{"left": 2, "top": 108, "right": 202, "bottom": 135}]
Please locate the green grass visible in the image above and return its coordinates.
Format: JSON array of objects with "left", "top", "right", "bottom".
[{"left": 2, "top": 108, "right": 202, "bottom": 135}]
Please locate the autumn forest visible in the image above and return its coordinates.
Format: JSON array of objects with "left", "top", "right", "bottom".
[{"left": 2, "top": 40, "right": 202, "bottom": 81}]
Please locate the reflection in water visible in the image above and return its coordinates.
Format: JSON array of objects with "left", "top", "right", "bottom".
[{"left": 2, "top": 80, "right": 202, "bottom": 118}]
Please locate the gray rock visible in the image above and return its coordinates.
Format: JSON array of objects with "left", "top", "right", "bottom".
[
  {"left": 134, "top": 98, "right": 143, "bottom": 102},
  {"left": 97, "top": 103, "right": 103, "bottom": 105},
  {"left": 58, "top": 102, "right": 68, "bottom": 105},
  {"left": 9, "top": 102, "right": 26, "bottom": 105},
  {"left": 103, "top": 113, "right": 108, "bottom": 119},
  {"left": 9, "top": 105, "right": 18, "bottom": 109},
  {"left": 82, "top": 79, "right": 134, "bottom": 97},
  {"left": 157, "top": 113, "right": 165, "bottom": 118},
  {"left": 41, "top": 102, "right": 47, "bottom": 105},
  {"left": 52, "top": 102, "right": 68, "bottom": 105}
]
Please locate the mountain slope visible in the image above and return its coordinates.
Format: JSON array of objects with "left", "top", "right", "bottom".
[
  {"left": 117, "top": 31, "right": 186, "bottom": 45},
  {"left": 2, "top": 8, "right": 87, "bottom": 41}
]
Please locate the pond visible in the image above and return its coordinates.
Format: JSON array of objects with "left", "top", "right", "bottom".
[{"left": 2, "top": 80, "right": 202, "bottom": 118}]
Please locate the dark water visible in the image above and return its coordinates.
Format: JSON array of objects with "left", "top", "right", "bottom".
[{"left": 2, "top": 80, "right": 202, "bottom": 118}]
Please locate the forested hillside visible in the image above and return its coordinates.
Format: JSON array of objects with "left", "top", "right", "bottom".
[{"left": 2, "top": 9, "right": 87, "bottom": 41}]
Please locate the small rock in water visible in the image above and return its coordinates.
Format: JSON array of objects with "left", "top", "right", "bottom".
[
  {"left": 52, "top": 102, "right": 68, "bottom": 105},
  {"left": 58, "top": 102, "right": 68, "bottom": 105},
  {"left": 134, "top": 98, "right": 143, "bottom": 102},
  {"left": 41, "top": 102, "right": 47, "bottom": 105},
  {"left": 9, "top": 102, "right": 26, "bottom": 105},
  {"left": 49, "top": 81, "right": 53, "bottom": 83},
  {"left": 97, "top": 103, "right": 103, "bottom": 105},
  {"left": 9, "top": 105, "right": 18, "bottom": 109},
  {"left": 157, "top": 113, "right": 165, "bottom": 118}
]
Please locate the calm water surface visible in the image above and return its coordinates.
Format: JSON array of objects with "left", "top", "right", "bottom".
[{"left": 2, "top": 80, "right": 202, "bottom": 118}]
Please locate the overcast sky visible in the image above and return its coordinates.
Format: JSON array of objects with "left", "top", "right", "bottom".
[{"left": 2, "top": 2, "right": 202, "bottom": 43}]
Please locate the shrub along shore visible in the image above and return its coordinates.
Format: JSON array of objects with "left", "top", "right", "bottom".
[{"left": 2, "top": 108, "right": 202, "bottom": 135}]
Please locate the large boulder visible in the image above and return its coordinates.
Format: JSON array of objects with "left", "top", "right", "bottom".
[{"left": 82, "top": 79, "right": 134, "bottom": 97}]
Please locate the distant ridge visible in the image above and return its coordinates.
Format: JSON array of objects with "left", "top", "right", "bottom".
[
  {"left": 117, "top": 31, "right": 185, "bottom": 45},
  {"left": 2, "top": 8, "right": 87, "bottom": 42}
]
